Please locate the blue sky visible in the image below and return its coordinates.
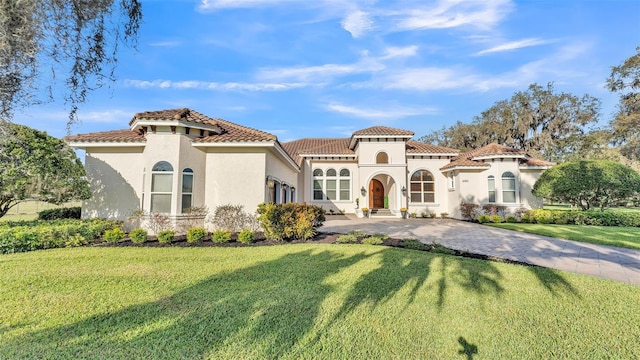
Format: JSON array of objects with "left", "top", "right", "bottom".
[{"left": 14, "top": 0, "right": 640, "bottom": 143}]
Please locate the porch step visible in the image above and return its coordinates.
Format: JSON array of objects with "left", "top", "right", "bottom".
[{"left": 370, "top": 208, "right": 393, "bottom": 217}]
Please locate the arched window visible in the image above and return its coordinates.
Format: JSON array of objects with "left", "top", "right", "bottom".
[
  {"left": 181, "top": 168, "right": 193, "bottom": 213},
  {"left": 502, "top": 172, "right": 516, "bottom": 203},
  {"left": 410, "top": 170, "right": 435, "bottom": 203},
  {"left": 312, "top": 169, "right": 323, "bottom": 200},
  {"left": 312, "top": 168, "right": 350, "bottom": 201},
  {"left": 376, "top": 151, "right": 389, "bottom": 164},
  {"left": 326, "top": 168, "right": 337, "bottom": 200},
  {"left": 151, "top": 161, "right": 173, "bottom": 213},
  {"left": 339, "top": 169, "right": 351, "bottom": 201},
  {"left": 487, "top": 175, "right": 496, "bottom": 203}
]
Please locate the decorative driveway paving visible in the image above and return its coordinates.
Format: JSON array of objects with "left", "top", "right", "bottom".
[{"left": 321, "top": 217, "right": 640, "bottom": 285}]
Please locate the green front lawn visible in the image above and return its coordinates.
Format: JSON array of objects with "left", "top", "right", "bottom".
[
  {"left": 1, "top": 246, "right": 639, "bottom": 359},
  {"left": 489, "top": 223, "right": 640, "bottom": 250}
]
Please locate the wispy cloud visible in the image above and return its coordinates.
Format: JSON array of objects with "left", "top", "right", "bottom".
[
  {"left": 475, "top": 38, "right": 550, "bottom": 55},
  {"left": 124, "top": 79, "right": 309, "bottom": 91},
  {"left": 392, "top": 0, "right": 513, "bottom": 31},
  {"left": 380, "top": 45, "right": 419, "bottom": 59},
  {"left": 326, "top": 102, "right": 437, "bottom": 119},
  {"left": 149, "top": 40, "right": 182, "bottom": 47},
  {"left": 342, "top": 10, "right": 374, "bottom": 38}
]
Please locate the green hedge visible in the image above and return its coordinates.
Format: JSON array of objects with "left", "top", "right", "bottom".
[
  {"left": 257, "top": 203, "right": 325, "bottom": 241},
  {"left": 37, "top": 207, "right": 82, "bottom": 220},
  {"left": 523, "top": 209, "right": 640, "bottom": 227},
  {"left": 0, "top": 219, "right": 122, "bottom": 254}
]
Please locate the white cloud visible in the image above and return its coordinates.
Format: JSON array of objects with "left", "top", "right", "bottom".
[
  {"left": 475, "top": 38, "right": 550, "bottom": 55},
  {"left": 380, "top": 45, "right": 419, "bottom": 59},
  {"left": 326, "top": 102, "right": 437, "bottom": 119},
  {"left": 392, "top": 0, "right": 513, "bottom": 31},
  {"left": 124, "top": 79, "right": 309, "bottom": 91},
  {"left": 257, "top": 60, "right": 384, "bottom": 82},
  {"left": 199, "top": 0, "right": 296, "bottom": 10},
  {"left": 149, "top": 40, "right": 182, "bottom": 47},
  {"left": 342, "top": 10, "right": 374, "bottom": 38}
]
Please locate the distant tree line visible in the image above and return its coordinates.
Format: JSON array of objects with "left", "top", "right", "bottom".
[{"left": 420, "top": 47, "right": 640, "bottom": 168}]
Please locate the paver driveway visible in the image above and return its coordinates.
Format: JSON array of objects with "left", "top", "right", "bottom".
[{"left": 321, "top": 217, "right": 640, "bottom": 285}]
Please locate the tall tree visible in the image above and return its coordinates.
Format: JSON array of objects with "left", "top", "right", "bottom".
[
  {"left": 0, "top": 122, "right": 91, "bottom": 218},
  {"left": 0, "top": 0, "right": 142, "bottom": 127},
  {"left": 607, "top": 46, "right": 640, "bottom": 160},
  {"left": 420, "top": 83, "right": 601, "bottom": 162}
]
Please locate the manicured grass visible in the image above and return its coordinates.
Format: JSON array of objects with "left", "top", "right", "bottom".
[
  {"left": 489, "top": 223, "right": 640, "bottom": 250},
  {"left": 545, "top": 205, "right": 640, "bottom": 213},
  {"left": 1, "top": 246, "right": 639, "bottom": 359}
]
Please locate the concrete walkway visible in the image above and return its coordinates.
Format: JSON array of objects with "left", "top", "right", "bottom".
[{"left": 321, "top": 217, "right": 640, "bottom": 285}]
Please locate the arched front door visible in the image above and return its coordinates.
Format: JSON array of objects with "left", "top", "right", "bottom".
[{"left": 369, "top": 179, "right": 384, "bottom": 209}]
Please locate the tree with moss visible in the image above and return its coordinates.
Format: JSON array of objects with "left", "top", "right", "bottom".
[
  {"left": 532, "top": 160, "right": 640, "bottom": 211},
  {"left": 420, "top": 83, "right": 601, "bottom": 162},
  {"left": 0, "top": 122, "right": 91, "bottom": 218},
  {"left": 607, "top": 46, "right": 640, "bottom": 161},
  {"left": 0, "top": 0, "right": 142, "bottom": 127}
]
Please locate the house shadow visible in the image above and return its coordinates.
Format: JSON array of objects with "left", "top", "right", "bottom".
[{"left": 3, "top": 244, "right": 520, "bottom": 359}]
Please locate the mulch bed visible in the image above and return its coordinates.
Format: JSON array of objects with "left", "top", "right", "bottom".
[{"left": 93, "top": 231, "right": 535, "bottom": 267}]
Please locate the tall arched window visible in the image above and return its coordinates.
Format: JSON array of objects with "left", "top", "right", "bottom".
[
  {"left": 502, "top": 172, "right": 516, "bottom": 203},
  {"left": 181, "top": 168, "right": 193, "bottom": 213},
  {"left": 326, "top": 168, "right": 337, "bottom": 200},
  {"left": 313, "top": 169, "right": 323, "bottom": 200},
  {"left": 339, "top": 168, "right": 351, "bottom": 200},
  {"left": 151, "top": 161, "right": 173, "bottom": 213},
  {"left": 376, "top": 151, "right": 389, "bottom": 164},
  {"left": 410, "top": 170, "right": 435, "bottom": 203},
  {"left": 487, "top": 175, "right": 496, "bottom": 203}
]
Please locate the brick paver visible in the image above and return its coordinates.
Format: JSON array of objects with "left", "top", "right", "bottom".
[{"left": 322, "top": 217, "right": 640, "bottom": 285}]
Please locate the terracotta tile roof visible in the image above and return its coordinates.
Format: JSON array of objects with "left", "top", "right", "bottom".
[
  {"left": 132, "top": 108, "right": 277, "bottom": 143},
  {"left": 64, "top": 129, "right": 145, "bottom": 143},
  {"left": 406, "top": 140, "right": 458, "bottom": 154},
  {"left": 282, "top": 138, "right": 354, "bottom": 166},
  {"left": 352, "top": 126, "right": 414, "bottom": 136},
  {"left": 440, "top": 143, "right": 552, "bottom": 170}
]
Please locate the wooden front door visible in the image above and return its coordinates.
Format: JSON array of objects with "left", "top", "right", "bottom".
[{"left": 369, "top": 179, "right": 385, "bottom": 209}]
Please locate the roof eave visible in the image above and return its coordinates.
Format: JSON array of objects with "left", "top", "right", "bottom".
[{"left": 66, "top": 141, "right": 146, "bottom": 148}]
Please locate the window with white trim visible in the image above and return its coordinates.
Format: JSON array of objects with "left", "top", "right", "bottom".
[
  {"left": 502, "top": 172, "right": 516, "bottom": 203},
  {"left": 312, "top": 168, "right": 350, "bottom": 201},
  {"left": 448, "top": 172, "right": 455, "bottom": 189},
  {"left": 312, "top": 169, "right": 323, "bottom": 200},
  {"left": 376, "top": 152, "right": 389, "bottom": 164},
  {"left": 151, "top": 161, "right": 173, "bottom": 213},
  {"left": 488, "top": 175, "right": 496, "bottom": 203},
  {"left": 410, "top": 170, "right": 435, "bottom": 203},
  {"left": 181, "top": 168, "right": 193, "bottom": 213}
]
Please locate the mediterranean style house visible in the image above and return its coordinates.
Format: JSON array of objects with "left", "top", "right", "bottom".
[{"left": 65, "top": 108, "right": 553, "bottom": 230}]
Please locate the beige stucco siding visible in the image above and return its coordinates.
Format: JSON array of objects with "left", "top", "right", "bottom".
[
  {"left": 406, "top": 157, "right": 451, "bottom": 215},
  {"left": 519, "top": 169, "right": 544, "bottom": 209},
  {"left": 82, "top": 147, "right": 144, "bottom": 220},
  {"left": 204, "top": 148, "right": 267, "bottom": 215},
  {"left": 305, "top": 160, "right": 359, "bottom": 213}
]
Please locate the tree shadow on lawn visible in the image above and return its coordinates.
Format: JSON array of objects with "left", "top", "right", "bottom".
[{"left": 2, "top": 245, "right": 518, "bottom": 359}]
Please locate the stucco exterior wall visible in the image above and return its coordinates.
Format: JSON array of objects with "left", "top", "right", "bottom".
[
  {"left": 82, "top": 147, "right": 144, "bottom": 220},
  {"left": 519, "top": 169, "right": 545, "bottom": 209},
  {"left": 204, "top": 148, "right": 267, "bottom": 216},
  {"left": 406, "top": 157, "right": 452, "bottom": 216},
  {"left": 305, "top": 160, "right": 359, "bottom": 214}
]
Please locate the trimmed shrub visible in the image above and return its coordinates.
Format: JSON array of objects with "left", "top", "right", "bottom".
[
  {"left": 532, "top": 209, "right": 554, "bottom": 224},
  {"left": 129, "top": 228, "right": 148, "bottom": 244},
  {"left": 157, "top": 230, "right": 175, "bottom": 244},
  {"left": 336, "top": 234, "right": 358, "bottom": 244},
  {"left": 257, "top": 203, "right": 325, "bottom": 241},
  {"left": 505, "top": 215, "right": 518, "bottom": 223},
  {"left": 490, "top": 215, "right": 503, "bottom": 223},
  {"left": 477, "top": 215, "right": 491, "bottom": 224},
  {"left": 211, "top": 204, "right": 259, "bottom": 233},
  {"left": 212, "top": 230, "right": 232, "bottom": 243},
  {"left": 38, "top": 207, "right": 82, "bottom": 220},
  {"left": 103, "top": 228, "right": 125, "bottom": 243},
  {"left": 362, "top": 236, "right": 384, "bottom": 245},
  {"left": 520, "top": 210, "right": 534, "bottom": 223},
  {"left": 238, "top": 229, "right": 255, "bottom": 244},
  {"left": 186, "top": 227, "right": 206, "bottom": 243},
  {"left": 429, "top": 212, "right": 437, "bottom": 218},
  {"left": 459, "top": 202, "right": 480, "bottom": 221},
  {"left": 0, "top": 219, "right": 121, "bottom": 254}
]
